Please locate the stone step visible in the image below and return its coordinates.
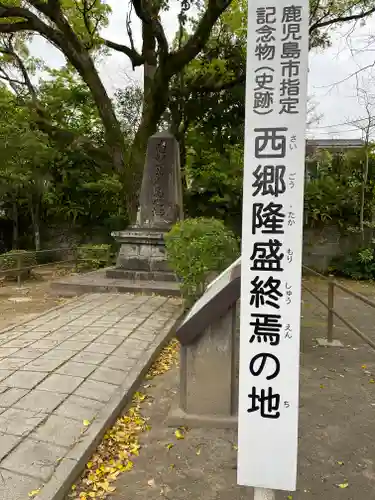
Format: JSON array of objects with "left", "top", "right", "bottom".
[
  {"left": 50, "top": 269, "right": 181, "bottom": 298},
  {"left": 106, "top": 268, "right": 178, "bottom": 282}
]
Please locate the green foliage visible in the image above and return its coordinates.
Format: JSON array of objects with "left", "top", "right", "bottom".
[
  {"left": 309, "top": 0, "right": 375, "bottom": 48},
  {"left": 115, "top": 85, "right": 143, "bottom": 140},
  {"left": 304, "top": 148, "right": 375, "bottom": 227},
  {"left": 0, "top": 76, "right": 128, "bottom": 249},
  {"left": 0, "top": 250, "right": 37, "bottom": 271},
  {"left": 304, "top": 175, "right": 357, "bottom": 225},
  {"left": 185, "top": 139, "right": 243, "bottom": 234},
  {"left": 1, "top": 0, "right": 375, "bottom": 255},
  {"left": 38, "top": 67, "right": 104, "bottom": 141},
  {"left": 60, "top": 0, "right": 111, "bottom": 49},
  {"left": 330, "top": 247, "right": 375, "bottom": 280},
  {"left": 75, "top": 244, "right": 112, "bottom": 272},
  {"left": 165, "top": 218, "right": 240, "bottom": 305}
]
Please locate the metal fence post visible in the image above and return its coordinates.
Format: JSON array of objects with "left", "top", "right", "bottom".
[
  {"left": 16, "top": 254, "right": 21, "bottom": 288},
  {"left": 327, "top": 280, "right": 334, "bottom": 343}
]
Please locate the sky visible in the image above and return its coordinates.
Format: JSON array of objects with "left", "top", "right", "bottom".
[{"left": 28, "top": 1, "right": 375, "bottom": 140}]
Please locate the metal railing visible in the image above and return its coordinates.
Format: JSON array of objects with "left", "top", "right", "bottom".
[
  {"left": 302, "top": 265, "right": 375, "bottom": 350},
  {"left": 0, "top": 246, "right": 112, "bottom": 287}
]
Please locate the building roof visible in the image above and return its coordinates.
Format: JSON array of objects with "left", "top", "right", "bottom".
[{"left": 306, "top": 138, "right": 364, "bottom": 150}]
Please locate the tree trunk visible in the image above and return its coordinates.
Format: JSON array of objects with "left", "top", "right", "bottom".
[
  {"left": 73, "top": 53, "right": 125, "bottom": 173},
  {"left": 126, "top": 70, "right": 171, "bottom": 219},
  {"left": 123, "top": 21, "right": 168, "bottom": 222},
  {"left": 12, "top": 201, "right": 18, "bottom": 250},
  {"left": 29, "top": 197, "right": 41, "bottom": 252}
]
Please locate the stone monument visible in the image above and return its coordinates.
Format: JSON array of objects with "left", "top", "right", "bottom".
[{"left": 106, "top": 131, "right": 183, "bottom": 294}]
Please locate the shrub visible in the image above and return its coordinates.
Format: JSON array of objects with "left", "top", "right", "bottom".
[
  {"left": 330, "top": 247, "right": 375, "bottom": 280},
  {"left": 165, "top": 217, "right": 240, "bottom": 306},
  {"left": 75, "top": 244, "right": 112, "bottom": 272},
  {"left": 0, "top": 250, "right": 37, "bottom": 270},
  {"left": 0, "top": 250, "right": 37, "bottom": 280}
]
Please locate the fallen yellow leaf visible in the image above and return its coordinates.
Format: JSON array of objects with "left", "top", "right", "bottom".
[
  {"left": 83, "top": 420, "right": 91, "bottom": 426},
  {"left": 338, "top": 482, "right": 349, "bottom": 489},
  {"left": 28, "top": 490, "right": 40, "bottom": 498},
  {"left": 369, "top": 379, "right": 375, "bottom": 384},
  {"left": 166, "top": 443, "right": 174, "bottom": 450},
  {"left": 175, "top": 429, "right": 185, "bottom": 440},
  {"left": 86, "top": 462, "right": 93, "bottom": 469},
  {"left": 287, "top": 496, "right": 293, "bottom": 500},
  {"left": 196, "top": 448, "right": 201, "bottom": 456},
  {"left": 362, "top": 365, "right": 367, "bottom": 369},
  {"left": 337, "top": 461, "right": 344, "bottom": 466}
]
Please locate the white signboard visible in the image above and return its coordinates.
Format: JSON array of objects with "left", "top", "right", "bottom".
[{"left": 237, "top": 1, "right": 309, "bottom": 492}]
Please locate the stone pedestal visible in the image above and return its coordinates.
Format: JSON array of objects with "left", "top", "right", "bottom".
[
  {"left": 107, "top": 131, "right": 183, "bottom": 294},
  {"left": 106, "top": 227, "right": 176, "bottom": 282}
]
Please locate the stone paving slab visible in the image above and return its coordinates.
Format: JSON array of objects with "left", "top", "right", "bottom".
[{"left": 0, "top": 293, "right": 182, "bottom": 500}]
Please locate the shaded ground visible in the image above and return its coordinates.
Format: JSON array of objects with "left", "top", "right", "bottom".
[
  {"left": 102, "top": 277, "right": 375, "bottom": 500},
  {"left": 0, "top": 266, "right": 73, "bottom": 330}
]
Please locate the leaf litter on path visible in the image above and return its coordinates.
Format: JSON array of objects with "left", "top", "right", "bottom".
[{"left": 60, "top": 339, "right": 180, "bottom": 500}]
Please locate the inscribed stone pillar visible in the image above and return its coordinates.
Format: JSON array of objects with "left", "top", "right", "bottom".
[
  {"left": 138, "top": 131, "right": 183, "bottom": 228},
  {"left": 107, "top": 131, "right": 183, "bottom": 289}
]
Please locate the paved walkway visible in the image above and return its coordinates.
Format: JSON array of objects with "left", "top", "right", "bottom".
[{"left": 0, "top": 293, "right": 182, "bottom": 500}]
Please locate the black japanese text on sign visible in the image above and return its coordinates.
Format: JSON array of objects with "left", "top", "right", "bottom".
[{"left": 238, "top": 1, "right": 309, "bottom": 492}]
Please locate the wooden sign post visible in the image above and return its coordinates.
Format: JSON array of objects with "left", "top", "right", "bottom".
[{"left": 238, "top": 0, "right": 309, "bottom": 497}]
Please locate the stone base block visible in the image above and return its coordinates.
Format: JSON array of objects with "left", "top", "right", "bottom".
[
  {"left": 315, "top": 338, "right": 344, "bottom": 347},
  {"left": 106, "top": 268, "right": 177, "bottom": 282},
  {"left": 111, "top": 227, "right": 172, "bottom": 273},
  {"left": 167, "top": 406, "right": 238, "bottom": 429}
]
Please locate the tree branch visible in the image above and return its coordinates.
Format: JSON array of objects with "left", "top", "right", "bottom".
[
  {"left": 310, "top": 5, "right": 375, "bottom": 32},
  {"left": 0, "top": 39, "right": 38, "bottom": 101},
  {"left": 27, "top": 0, "right": 60, "bottom": 19},
  {"left": 187, "top": 72, "right": 245, "bottom": 94},
  {"left": 166, "top": 0, "right": 233, "bottom": 76},
  {"left": 0, "top": 67, "right": 25, "bottom": 94},
  {"left": 131, "top": 0, "right": 168, "bottom": 55},
  {"left": 0, "top": 4, "right": 66, "bottom": 49},
  {"left": 103, "top": 38, "right": 145, "bottom": 67},
  {"left": 126, "top": 5, "right": 139, "bottom": 66},
  {"left": 309, "top": 0, "right": 322, "bottom": 24},
  {"left": 0, "top": 22, "right": 32, "bottom": 34},
  {"left": 0, "top": 56, "right": 36, "bottom": 99}
]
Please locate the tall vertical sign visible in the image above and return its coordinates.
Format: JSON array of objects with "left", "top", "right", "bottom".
[{"left": 238, "top": 1, "right": 309, "bottom": 492}]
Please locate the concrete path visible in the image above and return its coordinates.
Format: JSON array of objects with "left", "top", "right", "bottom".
[{"left": 0, "top": 293, "right": 182, "bottom": 500}]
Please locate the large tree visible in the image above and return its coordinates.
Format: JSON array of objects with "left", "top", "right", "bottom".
[{"left": 1, "top": 0, "right": 375, "bottom": 216}]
